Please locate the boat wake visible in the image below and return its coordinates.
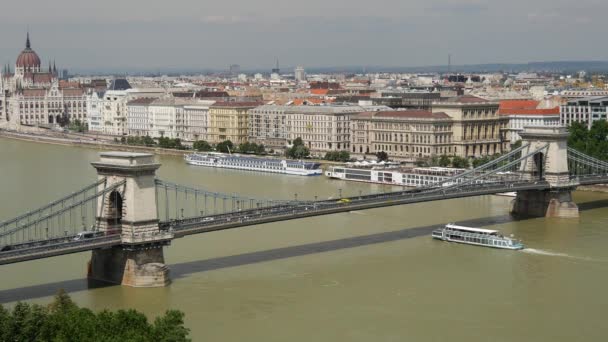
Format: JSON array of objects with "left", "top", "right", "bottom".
[{"left": 522, "top": 248, "right": 605, "bottom": 262}]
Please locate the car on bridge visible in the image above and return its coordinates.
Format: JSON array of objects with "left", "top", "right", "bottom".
[
  {"left": 337, "top": 198, "right": 352, "bottom": 204},
  {"left": 73, "top": 231, "right": 104, "bottom": 241}
]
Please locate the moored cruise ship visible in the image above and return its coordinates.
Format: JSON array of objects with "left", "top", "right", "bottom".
[
  {"left": 184, "top": 153, "right": 322, "bottom": 176},
  {"left": 325, "top": 165, "right": 466, "bottom": 187},
  {"left": 432, "top": 224, "right": 524, "bottom": 250}
]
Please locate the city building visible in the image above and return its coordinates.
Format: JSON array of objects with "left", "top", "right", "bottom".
[
  {"left": 183, "top": 100, "right": 216, "bottom": 142},
  {"left": 229, "top": 64, "right": 240, "bottom": 76},
  {"left": 126, "top": 98, "right": 155, "bottom": 137},
  {"left": 560, "top": 96, "right": 608, "bottom": 129},
  {"left": 350, "top": 111, "right": 454, "bottom": 161},
  {"left": 0, "top": 33, "right": 87, "bottom": 127},
  {"left": 499, "top": 100, "right": 560, "bottom": 143},
  {"left": 90, "top": 84, "right": 165, "bottom": 135},
  {"left": 294, "top": 66, "right": 306, "bottom": 82},
  {"left": 431, "top": 95, "right": 508, "bottom": 158},
  {"left": 284, "top": 105, "right": 365, "bottom": 155},
  {"left": 86, "top": 90, "right": 105, "bottom": 132},
  {"left": 208, "top": 102, "right": 263, "bottom": 144},
  {"left": 248, "top": 104, "right": 290, "bottom": 150}
]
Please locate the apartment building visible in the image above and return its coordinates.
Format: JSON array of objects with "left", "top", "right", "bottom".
[
  {"left": 560, "top": 96, "right": 608, "bottom": 129},
  {"left": 247, "top": 104, "right": 290, "bottom": 150},
  {"left": 284, "top": 105, "right": 364, "bottom": 155},
  {"left": 208, "top": 102, "right": 263, "bottom": 144},
  {"left": 350, "top": 111, "right": 454, "bottom": 161},
  {"left": 499, "top": 100, "right": 560, "bottom": 143},
  {"left": 432, "top": 95, "right": 508, "bottom": 158}
]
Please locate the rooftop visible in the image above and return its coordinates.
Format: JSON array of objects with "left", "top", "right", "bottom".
[{"left": 353, "top": 110, "right": 451, "bottom": 120}]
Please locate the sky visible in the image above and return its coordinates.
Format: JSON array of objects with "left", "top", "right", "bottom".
[{"left": 0, "top": 0, "right": 606, "bottom": 72}]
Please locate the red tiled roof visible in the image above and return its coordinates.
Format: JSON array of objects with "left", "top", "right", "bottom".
[
  {"left": 22, "top": 89, "right": 46, "bottom": 97},
  {"left": 500, "top": 108, "right": 559, "bottom": 116},
  {"left": 354, "top": 111, "right": 451, "bottom": 119},
  {"left": 499, "top": 100, "right": 539, "bottom": 110},
  {"left": 310, "top": 89, "right": 329, "bottom": 95},
  {"left": 62, "top": 88, "right": 85, "bottom": 96}
]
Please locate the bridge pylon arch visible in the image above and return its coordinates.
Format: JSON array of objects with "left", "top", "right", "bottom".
[
  {"left": 511, "top": 126, "right": 579, "bottom": 218},
  {"left": 88, "top": 152, "right": 172, "bottom": 287}
]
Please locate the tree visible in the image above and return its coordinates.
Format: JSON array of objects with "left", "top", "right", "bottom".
[
  {"left": 152, "top": 310, "right": 190, "bottom": 342},
  {"left": 324, "top": 151, "right": 351, "bottom": 162},
  {"left": 216, "top": 140, "right": 234, "bottom": 153},
  {"left": 0, "top": 290, "right": 191, "bottom": 341},
  {"left": 438, "top": 155, "right": 451, "bottom": 167},
  {"left": 193, "top": 140, "right": 212, "bottom": 152},
  {"left": 376, "top": 151, "right": 388, "bottom": 162},
  {"left": 510, "top": 140, "right": 522, "bottom": 151},
  {"left": 142, "top": 135, "right": 156, "bottom": 146},
  {"left": 472, "top": 156, "right": 491, "bottom": 168},
  {"left": 451, "top": 156, "right": 470, "bottom": 168},
  {"left": 286, "top": 137, "right": 309, "bottom": 159}
]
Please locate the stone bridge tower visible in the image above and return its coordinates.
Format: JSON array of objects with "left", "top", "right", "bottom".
[
  {"left": 511, "top": 126, "right": 579, "bottom": 218},
  {"left": 88, "top": 152, "right": 172, "bottom": 287}
]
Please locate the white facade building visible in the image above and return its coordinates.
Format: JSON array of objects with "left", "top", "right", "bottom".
[
  {"left": 183, "top": 100, "right": 215, "bottom": 141},
  {"left": 285, "top": 105, "right": 365, "bottom": 155},
  {"left": 560, "top": 96, "right": 608, "bottom": 129},
  {"left": 295, "top": 66, "right": 306, "bottom": 82},
  {"left": 86, "top": 91, "right": 104, "bottom": 132}
]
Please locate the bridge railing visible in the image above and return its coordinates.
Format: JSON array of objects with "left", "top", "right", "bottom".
[
  {"left": 567, "top": 147, "right": 608, "bottom": 177},
  {"left": 0, "top": 179, "right": 126, "bottom": 249},
  {"left": 155, "top": 179, "right": 313, "bottom": 222}
]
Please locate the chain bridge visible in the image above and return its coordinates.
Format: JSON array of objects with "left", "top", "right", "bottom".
[{"left": 1, "top": 126, "right": 608, "bottom": 287}]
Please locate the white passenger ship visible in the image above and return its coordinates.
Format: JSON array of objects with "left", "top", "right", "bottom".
[
  {"left": 184, "top": 153, "right": 323, "bottom": 176},
  {"left": 432, "top": 224, "right": 524, "bottom": 250},
  {"left": 325, "top": 166, "right": 466, "bottom": 187}
]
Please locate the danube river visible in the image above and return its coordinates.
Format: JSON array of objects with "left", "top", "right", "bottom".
[{"left": 1, "top": 137, "right": 608, "bottom": 341}]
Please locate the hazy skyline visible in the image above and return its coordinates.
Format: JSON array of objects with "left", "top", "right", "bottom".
[{"left": 1, "top": 0, "right": 606, "bottom": 72}]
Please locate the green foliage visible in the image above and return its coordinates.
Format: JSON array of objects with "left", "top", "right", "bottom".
[
  {"left": 193, "top": 140, "right": 212, "bottom": 152},
  {"left": 158, "top": 137, "right": 186, "bottom": 150},
  {"left": 568, "top": 120, "right": 608, "bottom": 160},
  {"left": 68, "top": 119, "right": 87, "bottom": 133},
  {"left": 451, "top": 156, "right": 470, "bottom": 168},
  {"left": 510, "top": 139, "right": 523, "bottom": 150},
  {"left": 0, "top": 290, "right": 190, "bottom": 342},
  {"left": 286, "top": 137, "right": 310, "bottom": 159},
  {"left": 216, "top": 140, "right": 234, "bottom": 153},
  {"left": 324, "top": 151, "right": 351, "bottom": 162},
  {"left": 237, "top": 142, "right": 266, "bottom": 155},
  {"left": 126, "top": 135, "right": 157, "bottom": 147},
  {"left": 376, "top": 151, "right": 389, "bottom": 162},
  {"left": 438, "top": 155, "right": 451, "bottom": 167}
]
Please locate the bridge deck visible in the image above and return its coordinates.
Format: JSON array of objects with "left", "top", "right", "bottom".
[{"left": 0, "top": 180, "right": 555, "bottom": 265}]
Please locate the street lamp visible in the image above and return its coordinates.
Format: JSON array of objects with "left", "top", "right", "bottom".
[{"left": 338, "top": 188, "right": 342, "bottom": 198}]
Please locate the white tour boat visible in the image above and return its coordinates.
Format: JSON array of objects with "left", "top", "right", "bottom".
[
  {"left": 184, "top": 153, "right": 323, "bottom": 176},
  {"left": 432, "top": 223, "right": 524, "bottom": 250}
]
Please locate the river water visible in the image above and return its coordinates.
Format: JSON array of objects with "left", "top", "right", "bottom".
[{"left": 1, "top": 137, "right": 608, "bottom": 341}]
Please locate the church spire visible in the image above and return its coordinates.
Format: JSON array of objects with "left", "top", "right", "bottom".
[
  {"left": 48, "top": 61, "right": 52, "bottom": 73},
  {"left": 53, "top": 60, "right": 57, "bottom": 74},
  {"left": 26, "top": 31, "right": 31, "bottom": 49}
]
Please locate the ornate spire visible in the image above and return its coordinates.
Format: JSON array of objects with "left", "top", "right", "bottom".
[
  {"left": 48, "top": 61, "right": 52, "bottom": 73},
  {"left": 53, "top": 60, "right": 57, "bottom": 74},
  {"left": 26, "top": 31, "right": 31, "bottom": 49}
]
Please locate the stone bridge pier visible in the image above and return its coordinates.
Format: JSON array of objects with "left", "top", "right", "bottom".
[
  {"left": 510, "top": 126, "right": 579, "bottom": 218},
  {"left": 88, "top": 152, "right": 172, "bottom": 287}
]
